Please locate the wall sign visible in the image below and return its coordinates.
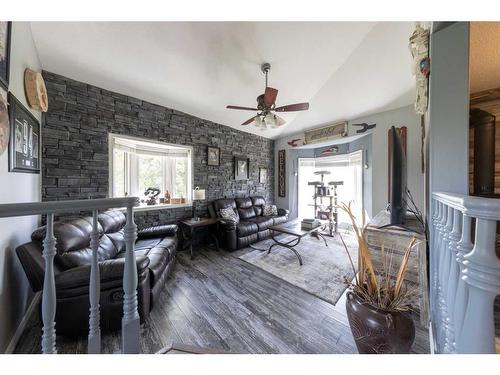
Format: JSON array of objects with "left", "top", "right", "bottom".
[
  {"left": 8, "top": 93, "right": 40, "bottom": 174},
  {"left": 278, "top": 149, "right": 286, "bottom": 197},
  {"left": 304, "top": 121, "right": 347, "bottom": 145}
]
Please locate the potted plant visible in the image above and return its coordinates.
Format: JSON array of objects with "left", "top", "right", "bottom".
[{"left": 338, "top": 202, "right": 417, "bottom": 354}]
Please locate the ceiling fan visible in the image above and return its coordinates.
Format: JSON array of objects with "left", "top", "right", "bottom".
[{"left": 226, "top": 63, "right": 310, "bottom": 130}]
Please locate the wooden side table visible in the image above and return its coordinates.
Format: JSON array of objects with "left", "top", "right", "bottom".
[{"left": 179, "top": 218, "right": 220, "bottom": 259}]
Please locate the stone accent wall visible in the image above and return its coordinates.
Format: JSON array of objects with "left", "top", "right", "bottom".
[{"left": 41, "top": 71, "right": 274, "bottom": 227}]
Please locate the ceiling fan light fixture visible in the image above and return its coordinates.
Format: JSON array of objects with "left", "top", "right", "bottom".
[{"left": 265, "top": 113, "right": 278, "bottom": 129}]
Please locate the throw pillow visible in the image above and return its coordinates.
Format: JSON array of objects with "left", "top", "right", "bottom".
[
  {"left": 219, "top": 207, "right": 239, "bottom": 223},
  {"left": 263, "top": 204, "right": 278, "bottom": 217}
]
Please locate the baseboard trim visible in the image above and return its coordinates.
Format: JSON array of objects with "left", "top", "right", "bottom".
[{"left": 4, "top": 292, "right": 41, "bottom": 354}]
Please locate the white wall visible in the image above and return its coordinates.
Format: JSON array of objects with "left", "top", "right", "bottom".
[
  {"left": 274, "top": 104, "right": 424, "bottom": 221},
  {"left": 0, "top": 22, "right": 41, "bottom": 353}
]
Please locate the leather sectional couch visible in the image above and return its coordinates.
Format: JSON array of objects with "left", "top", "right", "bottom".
[
  {"left": 16, "top": 210, "right": 178, "bottom": 335},
  {"left": 209, "top": 196, "right": 289, "bottom": 251}
]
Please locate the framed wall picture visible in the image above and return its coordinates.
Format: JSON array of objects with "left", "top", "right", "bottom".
[
  {"left": 234, "top": 156, "right": 249, "bottom": 180},
  {"left": 259, "top": 167, "right": 267, "bottom": 183},
  {"left": 8, "top": 92, "right": 41, "bottom": 174},
  {"left": 207, "top": 146, "right": 220, "bottom": 166},
  {"left": 0, "top": 87, "right": 8, "bottom": 156},
  {"left": 0, "top": 22, "right": 12, "bottom": 90},
  {"left": 278, "top": 149, "right": 286, "bottom": 197}
]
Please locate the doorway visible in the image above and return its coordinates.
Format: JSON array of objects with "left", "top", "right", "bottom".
[{"left": 297, "top": 150, "right": 364, "bottom": 225}]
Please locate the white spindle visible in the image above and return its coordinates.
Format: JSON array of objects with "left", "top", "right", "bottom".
[
  {"left": 446, "top": 210, "right": 462, "bottom": 317},
  {"left": 41, "top": 213, "right": 57, "bottom": 354},
  {"left": 122, "top": 205, "right": 140, "bottom": 354},
  {"left": 88, "top": 209, "right": 101, "bottom": 354},
  {"left": 459, "top": 218, "right": 500, "bottom": 353},
  {"left": 453, "top": 214, "right": 473, "bottom": 341}
]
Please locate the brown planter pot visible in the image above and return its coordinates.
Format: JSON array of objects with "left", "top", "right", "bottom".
[{"left": 345, "top": 291, "right": 415, "bottom": 354}]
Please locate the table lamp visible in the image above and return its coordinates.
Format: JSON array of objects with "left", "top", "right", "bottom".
[{"left": 192, "top": 187, "right": 206, "bottom": 221}]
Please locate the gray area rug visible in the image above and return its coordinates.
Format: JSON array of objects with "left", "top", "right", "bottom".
[{"left": 237, "top": 230, "right": 358, "bottom": 306}]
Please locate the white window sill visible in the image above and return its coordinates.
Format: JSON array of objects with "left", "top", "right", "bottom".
[{"left": 119, "top": 202, "right": 193, "bottom": 213}]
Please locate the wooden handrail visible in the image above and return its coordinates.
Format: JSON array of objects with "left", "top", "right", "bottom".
[{"left": 0, "top": 197, "right": 139, "bottom": 218}]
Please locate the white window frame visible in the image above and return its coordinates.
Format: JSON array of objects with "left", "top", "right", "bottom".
[{"left": 109, "top": 133, "right": 193, "bottom": 208}]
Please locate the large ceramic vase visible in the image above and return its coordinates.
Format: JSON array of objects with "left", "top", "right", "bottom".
[{"left": 345, "top": 291, "right": 415, "bottom": 354}]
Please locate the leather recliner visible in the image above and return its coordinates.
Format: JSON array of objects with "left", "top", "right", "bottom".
[
  {"left": 209, "top": 196, "right": 289, "bottom": 251},
  {"left": 16, "top": 210, "right": 178, "bottom": 335}
]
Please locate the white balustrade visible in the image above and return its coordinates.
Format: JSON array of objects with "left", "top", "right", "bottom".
[
  {"left": 88, "top": 209, "right": 101, "bottom": 354},
  {"left": 0, "top": 197, "right": 140, "bottom": 354},
  {"left": 431, "top": 192, "right": 500, "bottom": 353}
]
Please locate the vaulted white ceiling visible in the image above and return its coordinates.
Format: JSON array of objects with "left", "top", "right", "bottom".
[{"left": 30, "top": 22, "right": 415, "bottom": 139}]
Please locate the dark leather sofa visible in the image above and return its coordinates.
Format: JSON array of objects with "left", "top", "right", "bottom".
[
  {"left": 16, "top": 210, "right": 178, "bottom": 335},
  {"left": 210, "top": 196, "right": 289, "bottom": 251}
]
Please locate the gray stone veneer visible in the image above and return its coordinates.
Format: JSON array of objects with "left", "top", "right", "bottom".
[{"left": 41, "top": 71, "right": 274, "bottom": 227}]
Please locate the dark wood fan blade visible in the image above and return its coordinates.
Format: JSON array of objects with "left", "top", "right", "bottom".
[
  {"left": 275, "top": 114, "right": 286, "bottom": 126},
  {"left": 264, "top": 87, "right": 278, "bottom": 107},
  {"left": 242, "top": 117, "right": 256, "bottom": 126},
  {"left": 227, "top": 105, "right": 258, "bottom": 111},
  {"left": 274, "top": 102, "right": 309, "bottom": 112}
]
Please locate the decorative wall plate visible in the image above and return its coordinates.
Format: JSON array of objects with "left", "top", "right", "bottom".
[{"left": 24, "top": 68, "right": 48, "bottom": 112}]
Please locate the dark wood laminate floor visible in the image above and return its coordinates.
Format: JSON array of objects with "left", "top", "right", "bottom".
[{"left": 15, "top": 247, "right": 430, "bottom": 354}]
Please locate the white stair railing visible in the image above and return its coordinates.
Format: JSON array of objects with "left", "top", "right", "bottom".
[
  {"left": 431, "top": 192, "right": 500, "bottom": 353},
  {"left": 0, "top": 197, "right": 140, "bottom": 354}
]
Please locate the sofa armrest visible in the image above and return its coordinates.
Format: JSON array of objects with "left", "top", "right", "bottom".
[
  {"left": 219, "top": 219, "right": 237, "bottom": 231},
  {"left": 137, "top": 224, "right": 178, "bottom": 239},
  {"left": 277, "top": 208, "right": 290, "bottom": 217},
  {"left": 55, "top": 255, "right": 150, "bottom": 290}
]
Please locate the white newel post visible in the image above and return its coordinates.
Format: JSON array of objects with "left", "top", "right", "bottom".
[
  {"left": 122, "top": 205, "right": 140, "bottom": 354},
  {"left": 41, "top": 213, "right": 57, "bottom": 354},
  {"left": 88, "top": 209, "right": 101, "bottom": 354},
  {"left": 459, "top": 218, "right": 500, "bottom": 353}
]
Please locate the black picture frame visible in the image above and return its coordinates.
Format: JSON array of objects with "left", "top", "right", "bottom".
[
  {"left": 207, "top": 146, "right": 220, "bottom": 166},
  {"left": 278, "top": 149, "right": 286, "bottom": 197},
  {"left": 0, "top": 22, "right": 12, "bottom": 90},
  {"left": 234, "top": 157, "right": 249, "bottom": 181},
  {"left": 259, "top": 167, "right": 267, "bottom": 184},
  {"left": 8, "top": 92, "right": 40, "bottom": 174}
]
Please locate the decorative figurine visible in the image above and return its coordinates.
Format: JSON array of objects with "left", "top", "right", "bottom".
[
  {"left": 164, "top": 190, "right": 171, "bottom": 204},
  {"left": 143, "top": 187, "right": 161, "bottom": 205}
]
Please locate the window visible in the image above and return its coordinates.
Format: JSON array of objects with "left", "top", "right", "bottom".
[
  {"left": 109, "top": 134, "right": 192, "bottom": 203},
  {"left": 297, "top": 150, "right": 364, "bottom": 225}
]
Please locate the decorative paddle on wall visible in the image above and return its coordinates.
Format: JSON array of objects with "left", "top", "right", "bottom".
[{"left": 226, "top": 63, "right": 309, "bottom": 130}]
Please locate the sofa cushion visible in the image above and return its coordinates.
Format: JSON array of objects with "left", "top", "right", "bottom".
[
  {"left": 263, "top": 204, "right": 278, "bottom": 217},
  {"left": 238, "top": 206, "right": 256, "bottom": 220},
  {"left": 56, "top": 234, "right": 120, "bottom": 269},
  {"left": 115, "top": 236, "right": 177, "bottom": 286},
  {"left": 253, "top": 206, "right": 263, "bottom": 216},
  {"left": 219, "top": 207, "right": 240, "bottom": 223},
  {"left": 236, "top": 222, "right": 258, "bottom": 237},
  {"left": 235, "top": 197, "right": 253, "bottom": 209},
  {"left": 251, "top": 196, "right": 266, "bottom": 206},
  {"left": 98, "top": 210, "right": 126, "bottom": 233},
  {"left": 248, "top": 216, "right": 274, "bottom": 231}
]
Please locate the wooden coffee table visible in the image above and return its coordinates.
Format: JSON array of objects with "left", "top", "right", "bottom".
[{"left": 250, "top": 220, "right": 328, "bottom": 266}]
